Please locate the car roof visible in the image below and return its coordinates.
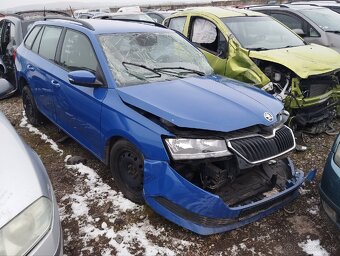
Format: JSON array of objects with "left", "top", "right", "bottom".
[
  {"left": 249, "top": 4, "right": 327, "bottom": 11},
  {"left": 176, "top": 7, "right": 266, "bottom": 18},
  {"left": 35, "top": 18, "right": 169, "bottom": 34},
  {"left": 292, "top": 1, "right": 340, "bottom": 7}
]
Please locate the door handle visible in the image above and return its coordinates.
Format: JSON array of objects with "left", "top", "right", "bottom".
[
  {"left": 27, "top": 64, "right": 35, "bottom": 71},
  {"left": 51, "top": 80, "right": 60, "bottom": 88}
]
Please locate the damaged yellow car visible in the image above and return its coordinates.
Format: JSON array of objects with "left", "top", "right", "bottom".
[{"left": 164, "top": 7, "right": 340, "bottom": 133}]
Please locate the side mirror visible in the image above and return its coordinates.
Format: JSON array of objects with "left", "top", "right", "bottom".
[
  {"left": 68, "top": 70, "right": 100, "bottom": 87},
  {"left": 292, "top": 28, "right": 305, "bottom": 37}
]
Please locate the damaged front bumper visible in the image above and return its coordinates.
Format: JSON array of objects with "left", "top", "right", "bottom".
[
  {"left": 143, "top": 158, "right": 314, "bottom": 235},
  {"left": 286, "top": 84, "right": 339, "bottom": 133}
]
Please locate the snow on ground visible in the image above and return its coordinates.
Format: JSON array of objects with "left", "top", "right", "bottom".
[
  {"left": 20, "top": 113, "right": 63, "bottom": 155},
  {"left": 19, "top": 115, "right": 194, "bottom": 255},
  {"left": 298, "top": 239, "right": 329, "bottom": 256},
  {"left": 60, "top": 156, "right": 193, "bottom": 255}
]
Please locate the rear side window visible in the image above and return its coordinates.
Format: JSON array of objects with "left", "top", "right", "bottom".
[
  {"left": 39, "top": 26, "right": 62, "bottom": 61},
  {"left": 24, "top": 26, "right": 41, "bottom": 49},
  {"left": 168, "top": 17, "right": 186, "bottom": 33},
  {"left": 60, "top": 29, "right": 98, "bottom": 72}
]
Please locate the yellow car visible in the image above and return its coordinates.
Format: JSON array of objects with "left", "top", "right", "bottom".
[{"left": 164, "top": 7, "right": 340, "bottom": 133}]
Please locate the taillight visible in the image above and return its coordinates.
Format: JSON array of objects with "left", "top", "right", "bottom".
[{"left": 13, "top": 49, "right": 17, "bottom": 61}]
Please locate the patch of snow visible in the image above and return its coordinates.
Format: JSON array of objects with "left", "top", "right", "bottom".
[
  {"left": 308, "top": 205, "right": 319, "bottom": 215},
  {"left": 60, "top": 155, "right": 193, "bottom": 255},
  {"left": 299, "top": 187, "right": 310, "bottom": 195},
  {"left": 298, "top": 239, "right": 329, "bottom": 256},
  {"left": 20, "top": 113, "right": 63, "bottom": 155}
]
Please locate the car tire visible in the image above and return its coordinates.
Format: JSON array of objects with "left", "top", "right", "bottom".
[
  {"left": 110, "top": 139, "right": 145, "bottom": 204},
  {"left": 22, "top": 86, "right": 45, "bottom": 126}
]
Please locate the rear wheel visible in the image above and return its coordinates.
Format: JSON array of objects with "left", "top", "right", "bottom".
[
  {"left": 110, "top": 139, "right": 145, "bottom": 204},
  {"left": 22, "top": 86, "right": 45, "bottom": 126}
]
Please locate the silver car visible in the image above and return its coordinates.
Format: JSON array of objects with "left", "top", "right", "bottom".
[
  {"left": 249, "top": 4, "right": 340, "bottom": 52},
  {"left": 0, "top": 112, "right": 63, "bottom": 255}
]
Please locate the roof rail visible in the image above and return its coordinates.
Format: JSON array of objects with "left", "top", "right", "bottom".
[
  {"left": 15, "top": 10, "right": 71, "bottom": 17},
  {"left": 3, "top": 13, "right": 24, "bottom": 20},
  {"left": 96, "top": 18, "right": 167, "bottom": 28},
  {"left": 245, "top": 4, "right": 290, "bottom": 9},
  {"left": 43, "top": 17, "right": 95, "bottom": 30}
]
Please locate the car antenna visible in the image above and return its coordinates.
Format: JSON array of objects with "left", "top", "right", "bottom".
[{"left": 69, "top": 5, "right": 75, "bottom": 18}]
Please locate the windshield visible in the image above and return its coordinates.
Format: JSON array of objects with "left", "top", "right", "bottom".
[
  {"left": 99, "top": 32, "right": 213, "bottom": 87},
  {"left": 222, "top": 16, "right": 305, "bottom": 50},
  {"left": 299, "top": 8, "right": 340, "bottom": 32}
]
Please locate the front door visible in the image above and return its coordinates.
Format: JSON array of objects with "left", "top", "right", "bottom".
[
  {"left": 188, "top": 16, "right": 228, "bottom": 75},
  {"left": 52, "top": 29, "right": 105, "bottom": 157}
]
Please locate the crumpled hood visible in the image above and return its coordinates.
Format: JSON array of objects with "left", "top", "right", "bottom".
[
  {"left": 0, "top": 112, "right": 50, "bottom": 228},
  {"left": 117, "top": 75, "right": 283, "bottom": 133},
  {"left": 249, "top": 44, "right": 340, "bottom": 78}
]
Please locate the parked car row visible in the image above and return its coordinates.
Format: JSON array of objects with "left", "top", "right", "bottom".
[{"left": 0, "top": 2, "right": 338, "bottom": 245}]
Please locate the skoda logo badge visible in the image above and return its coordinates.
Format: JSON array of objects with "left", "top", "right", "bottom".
[{"left": 264, "top": 112, "right": 273, "bottom": 122}]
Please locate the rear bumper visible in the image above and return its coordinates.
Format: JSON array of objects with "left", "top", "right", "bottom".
[{"left": 144, "top": 158, "right": 307, "bottom": 235}]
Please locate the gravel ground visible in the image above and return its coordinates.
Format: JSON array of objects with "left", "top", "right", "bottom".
[{"left": 1, "top": 95, "right": 339, "bottom": 256}]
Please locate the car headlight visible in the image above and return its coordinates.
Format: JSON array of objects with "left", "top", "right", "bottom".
[
  {"left": 164, "top": 138, "right": 232, "bottom": 160},
  {"left": 0, "top": 197, "right": 52, "bottom": 255},
  {"left": 335, "top": 143, "right": 340, "bottom": 167}
]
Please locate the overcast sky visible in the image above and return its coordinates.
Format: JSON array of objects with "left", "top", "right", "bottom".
[
  {"left": 1, "top": 0, "right": 212, "bottom": 11},
  {"left": 2, "top": 0, "right": 95, "bottom": 10}
]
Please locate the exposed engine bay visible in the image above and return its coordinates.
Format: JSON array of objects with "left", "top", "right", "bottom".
[
  {"left": 255, "top": 59, "right": 339, "bottom": 134},
  {"left": 172, "top": 156, "right": 295, "bottom": 207}
]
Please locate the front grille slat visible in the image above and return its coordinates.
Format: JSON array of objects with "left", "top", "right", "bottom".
[{"left": 229, "top": 126, "right": 294, "bottom": 164}]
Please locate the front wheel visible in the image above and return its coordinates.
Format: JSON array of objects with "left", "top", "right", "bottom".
[
  {"left": 22, "top": 86, "right": 45, "bottom": 126},
  {"left": 110, "top": 139, "right": 145, "bottom": 204}
]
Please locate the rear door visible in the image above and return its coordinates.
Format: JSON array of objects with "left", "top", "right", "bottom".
[
  {"left": 52, "top": 29, "right": 105, "bottom": 156},
  {"left": 23, "top": 25, "right": 62, "bottom": 120}
]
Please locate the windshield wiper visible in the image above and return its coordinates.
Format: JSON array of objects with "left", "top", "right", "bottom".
[
  {"left": 247, "top": 47, "right": 269, "bottom": 51},
  {"left": 325, "top": 30, "right": 340, "bottom": 34},
  {"left": 154, "top": 67, "right": 205, "bottom": 76},
  {"left": 122, "top": 62, "right": 161, "bottom": 78}
]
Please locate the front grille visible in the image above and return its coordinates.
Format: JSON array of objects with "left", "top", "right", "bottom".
[
  {"left": 228, "top": 126, "right": 295, "bottom": 164},
  {"left": 300, "top": 77, "right": 336, "bottom": 98}
]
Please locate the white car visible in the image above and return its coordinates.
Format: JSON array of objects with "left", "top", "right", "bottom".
[{"left": 0, "top": 112, "right": 63, "bottom": 255}]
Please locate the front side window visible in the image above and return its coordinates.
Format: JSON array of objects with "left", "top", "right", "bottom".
[
  {"left": 190, "top": 18, "right": 227, "bottom": 57},
  {"left": 271, "top": 13, "right": 303, "bottom": 30},
  {"left": 223, "top": 16, "right": 305, "bottom": 50},
  {"left": 39, "top": 26, "right": 62, "bottom": 60},
  {"left": 168, "top": 17, "right": 186, "bottom": 33},
  {"left": 99, "top": 31, "right": 213, "bottom": 87},
  {"left": 60, "top": 30, "right": 98, "bottom": 72}
]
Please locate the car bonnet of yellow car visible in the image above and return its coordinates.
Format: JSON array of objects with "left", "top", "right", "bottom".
[
  {"left": 249, "top": 44, "right": 340, "bottom": 78},
  {"left": 171, "top": 7, "right": 340, "bottom": 78}
]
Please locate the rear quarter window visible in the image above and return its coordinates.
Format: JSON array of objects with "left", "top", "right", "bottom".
[{"left": 24, "top": 25, "right": 41, "bottom": 49}]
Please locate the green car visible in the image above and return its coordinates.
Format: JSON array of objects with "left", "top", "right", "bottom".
[
  {"left": 320, "top": 134, "right": 340, "bottom": 228},
  {"left": 164, "top": 7, "right": 340, "bottom": 133}
]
